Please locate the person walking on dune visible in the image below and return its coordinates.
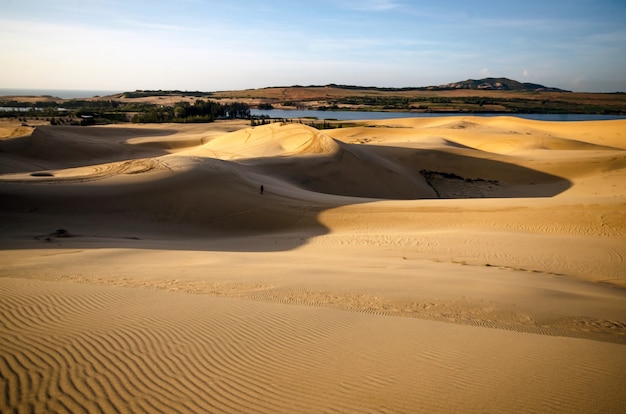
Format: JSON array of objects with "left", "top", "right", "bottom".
[{"left": 260, "top": 185, "right": 264, "bottom": 195}]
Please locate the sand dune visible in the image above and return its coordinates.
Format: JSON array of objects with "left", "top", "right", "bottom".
[{"left": 1, "top": 116, "right": 625, "bottom": 413}]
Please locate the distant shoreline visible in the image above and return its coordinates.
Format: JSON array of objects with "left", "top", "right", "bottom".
[
  {"left": 2, "top": 84, "right": 625, "bottom": 118},
  {"left": 0, "top": 89, "right": 123, "bottom": 99}
]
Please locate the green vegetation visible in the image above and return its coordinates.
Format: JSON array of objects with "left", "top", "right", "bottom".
[
  {"left": 0, "top": 97, "right": 250, "bottom": 125},
  {"left": 326, "top": 96, "right": 412, "bottom": 110},
  {"left": 318, "top": 94, "right": 625, "bottom": 114},
  {"left": 250, "top": 116, "right": 349, "bottom": 130},
  {"left": 131, "top": 100, "right": 249, "bottom": 123}
]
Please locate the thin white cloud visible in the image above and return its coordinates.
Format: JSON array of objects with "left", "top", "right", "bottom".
[
  {"left": 118, "top": 19, "right": 195, "bottom": 33},
  {"left": 472, "top": 16, "right": 557, "bottom": 29},
  {"left": 340, "top": 0, "right": 403, "bottom": 12},
  {"left": 308, "top": 37, "right": 386, "bottom": 52}
]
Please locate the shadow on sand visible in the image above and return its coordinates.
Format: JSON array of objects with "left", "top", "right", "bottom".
[{"left": 0, "top": 141, "right": 572, "bottom": 252}]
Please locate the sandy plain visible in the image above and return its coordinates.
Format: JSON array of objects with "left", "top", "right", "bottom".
[{"left": 1, "top": 116, "right": 625, "bottom": 413}]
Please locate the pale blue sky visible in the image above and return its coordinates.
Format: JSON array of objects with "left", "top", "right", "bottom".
[{"left": 1, "top": 0, "right": 625, "bottom": 92}]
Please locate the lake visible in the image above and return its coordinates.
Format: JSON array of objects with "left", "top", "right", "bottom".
[{"left": 250, "top": 109, "right": 626, "bottom": 122}]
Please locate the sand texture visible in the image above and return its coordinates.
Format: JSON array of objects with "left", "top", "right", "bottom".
[{"left": 1, "top": 117, "right": 625, "bottom": 413}]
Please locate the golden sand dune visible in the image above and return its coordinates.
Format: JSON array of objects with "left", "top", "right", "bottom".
[
  {"left": 200, "top": 122, "right": 341, "bottom": 158},
  {"left": 1, "top": 117, "right": 625, "bottom": 413}
]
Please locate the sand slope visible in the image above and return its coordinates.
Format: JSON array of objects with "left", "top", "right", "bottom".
[{"left": 1, "top": 117, "right": 625, "bottom": 413}]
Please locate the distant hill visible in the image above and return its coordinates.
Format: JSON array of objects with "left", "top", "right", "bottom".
[
  {"left": 106, "top": 78, "right": 567, "bottom": 99},
  {"left": 297, "top": 78, "right": 569, "bottom": 93},
  {"left": 430, "top": 77, "right": 570, "bottom": 92}
]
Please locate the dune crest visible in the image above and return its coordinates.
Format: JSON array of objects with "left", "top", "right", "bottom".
[{"left": 200, "top": 123, "right": 340, "bottom": 159}]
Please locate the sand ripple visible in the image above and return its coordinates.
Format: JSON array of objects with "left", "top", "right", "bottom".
[{"left": 2, "top": 278, "right": 626, "bottom": 413}]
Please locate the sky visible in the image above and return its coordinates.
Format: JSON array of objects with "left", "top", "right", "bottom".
[{"left": 1, "top": 0, "right": 625, "bottom": 92}]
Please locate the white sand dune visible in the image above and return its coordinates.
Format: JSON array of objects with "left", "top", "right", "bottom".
[{"left": 1, "top": 117, "right": 625, "bottom": 413}]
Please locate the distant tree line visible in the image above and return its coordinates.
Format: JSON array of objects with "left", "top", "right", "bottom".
[
  {"left": 123, "top": 90, "right": 213, "bottom": 98},
  {"left": 0, "top": 98, "right": 250, "bottom": 124},
  {"left": 250, "top": 116, "right": 348, "bottom": 130},
  {"left": 131, "top": 100, "right": 250, "bottom": 123},
  {"left": 322, "top": 95, "right": 625, "bottom": 114}
]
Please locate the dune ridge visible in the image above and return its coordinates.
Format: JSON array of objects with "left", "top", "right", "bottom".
[{"left": 1, "top": 116, "right": 625, "bottom": 412}]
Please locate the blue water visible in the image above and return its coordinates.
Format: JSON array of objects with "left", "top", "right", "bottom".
[
  {"left": 0, "top": 89, "right": 122, "bottom": 99},
  {"left": 251, "top": 109, "right": 626, "bottom": 122}
]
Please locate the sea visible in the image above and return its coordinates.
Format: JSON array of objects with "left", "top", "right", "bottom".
[{"left": 0, "top": 89, "right": 122, "bottom": 99}]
